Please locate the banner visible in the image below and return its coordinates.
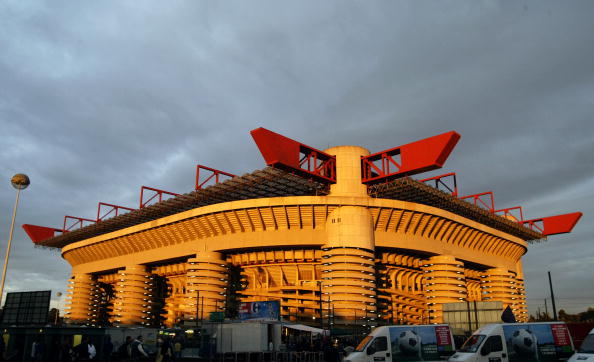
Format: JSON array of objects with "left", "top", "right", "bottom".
[
  {"left": 503, "top": 323, "right": 573, "bottom": 362},
  {"left": 388, "top": 325, "right": 454, "bottom": 361},
  {"left": 238, "top": 301, "right": 280, "bottom": 321}
]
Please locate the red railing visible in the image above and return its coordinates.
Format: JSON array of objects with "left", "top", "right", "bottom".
[
  {"left": 140, "top": 186, "right": 180, "bottom": 208},
  {"left": 63, "top": 216, "right": 96, "bottom": 232},
  {"left": 495, "top": 206, "right": 524, "bottom": 222},
  {"left": 460, "top": 191, "right": 495, "bottom": 212},
  {"left": 97, "top": 202, "right": 135, "bottom": 221},
  {"left": 420, "top": 172, "right": 458, "bottom": 196},
  {"left": 196, "top": 165, "right": 236, "bottom": 190}
]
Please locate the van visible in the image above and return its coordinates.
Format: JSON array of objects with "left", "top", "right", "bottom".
[
  {"left": 449, "top": 322, "right": 575, "bottom": 362},
  {"left": 344, "top": 324, "right": 456, "bottom": 362},
  {"left": 568, "top": 328, "right": 594, "bottom": 362}
]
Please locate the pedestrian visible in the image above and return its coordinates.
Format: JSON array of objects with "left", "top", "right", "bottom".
[
  {"left": 74, "top": 336, "right": 96, "bottom": 361},
  {"left": 160, "top": 337, "right": 173, "bottom": 362},
  {"left": 103, "top": 336, "right": 113, "bottom": 362},
  {"left": 0, "top": 335, "right": 4, "bottom": 362},
  {"left": 129, "top": 336, "right": 148, "bottom": 362},
  {"left": 31, "top": 337, "right": 45, "bottom": 362},
  {"left": 173, "top": 339, "right": 182, "bottom": 359},
  {"left": 117, "top": 336, "right": 132, "bottom": 362},
  {"left": 59, "top": 339, "right": 73, "bottom": 362}
]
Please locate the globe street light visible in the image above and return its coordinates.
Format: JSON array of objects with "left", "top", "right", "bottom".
[{"left": 0, "top": 174, "right": 30, "bottom": 308}]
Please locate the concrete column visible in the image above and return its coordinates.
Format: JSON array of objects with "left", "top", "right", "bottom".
[
  {"left": 112, "top": 265, "right": 152, "bottom": 326},
  {"left": 65, "top": 273, "right": 95, "bottom": 324},
  {"left": 515, "top": 261, "right": 528, "bottom": 322},
  {"left": 322, "top": 206, "right": 376, "bottom": 323},
  {"left": 481, "top": 267, "right": 517, "bottom": 316},
  {"left": 321, "top": 146, "right": 375, "bottom": 325},
  {"left": 325, "top": 145, "right": 369, "bottom": 197},
  {"left": 184, "top": 251, "right": 227, "bottom": 321},
  {"left": 422, "top": 255, "right": 467, "bottom": 323}
]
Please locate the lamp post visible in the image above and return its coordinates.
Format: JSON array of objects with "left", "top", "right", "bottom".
[{"left": 0, "top": 173, "right": 30, "bottom": 308}]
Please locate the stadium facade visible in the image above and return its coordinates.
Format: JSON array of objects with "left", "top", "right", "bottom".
[{"left": 23, "top": 128, "right": 581, "bottom": 328}]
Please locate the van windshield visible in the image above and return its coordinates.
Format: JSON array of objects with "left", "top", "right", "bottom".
[
  {"left": 458, "top": 334, "right": 486, "bottom": 353},
  {"left": 355, "top": 336, "right": 373, "bottom": 352},
  {"left": 579, "top": 335, "right": 594, "bottom": 353}
]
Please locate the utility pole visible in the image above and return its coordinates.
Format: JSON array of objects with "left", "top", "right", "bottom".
[
  {"left": 544, "top": 298, "right": 549, "bottom": 319},
  {"left": 548, "top": 271, "right": 558, "bottom": 320}
]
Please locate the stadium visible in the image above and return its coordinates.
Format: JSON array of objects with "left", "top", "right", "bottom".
[{"left": 23, "top": 128, "right": 581, "bottom": 328}]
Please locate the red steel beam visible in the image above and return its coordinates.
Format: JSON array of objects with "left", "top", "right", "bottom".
[
  {"left": 196, "top": 165, "right": 236, "bottom": 190},
  {"left": 460, "top": 191, "right": 495, "bottom": 213},
  {"left": 420, "top": 172, "right": 458, "bottom": 196},
  {"left": 250, "top": 127, "right": 336, "bottom": 183},
  {"left": 361, "top": 131, "right": 460, "bottom": 184},
  {"left": 495, "top": 206, "right": 524, "bottom": 222},
  {"left": 22, "top": 224, "right": 62, "bottom": 244},
  {"left": 521, "top": 212, "right": 583, "bottom": 236},
  {"left": 63, "top": 215, "right": 96, "bottom": 232},
  {"left": 140, "top": 186, "right": 180, "bottom": 208},
  {"left": 97, "top": 202, "right": 135, "bottom": 221}
]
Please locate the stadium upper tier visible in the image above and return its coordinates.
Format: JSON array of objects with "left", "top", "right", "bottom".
[{"left": 31, "top": 166, "right": 544, "bottom": 249}]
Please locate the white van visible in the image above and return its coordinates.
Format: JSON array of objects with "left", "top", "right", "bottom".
[
  {"left": 344, "top": 324, "right": 456, "bottom": 362},
  {"left": 449, "top": 322, "right": 575, "bottom": 362},
  {"left": 568, "top": 328, "right": 594, "bottom": 362}
]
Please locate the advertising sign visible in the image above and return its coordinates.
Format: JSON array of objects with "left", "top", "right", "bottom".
[
  {"left": 1, "top": 290, "right": 51, "bottom": 325},
  {"left": 238, "top": 301, "right": 280, "bottom": 321},
  {"left": 503, "top": 324, "right": 573, "bottom": 362},
  {"left": 388, "top": 325, "right": 454, "bottom": 361}
]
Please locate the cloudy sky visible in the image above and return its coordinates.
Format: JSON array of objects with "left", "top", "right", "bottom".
[{"left": 1, "top": 1, "right": 593, "bottom": 315}]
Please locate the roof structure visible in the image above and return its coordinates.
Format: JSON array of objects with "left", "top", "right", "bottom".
[
  {"left": 35, "top": 166, "right": 545, "bottom": 249},
  {"left": 368, "top": 177, "right": 544, "bottom": 241},
  {"left": 37, "top": 167, "right": 328, "bottom": 248}
]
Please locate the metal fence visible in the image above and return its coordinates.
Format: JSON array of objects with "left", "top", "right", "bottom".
[{"left": 214, "top": 351, "right": 327, "bottom": 362}]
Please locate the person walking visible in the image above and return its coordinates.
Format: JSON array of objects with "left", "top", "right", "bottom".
[
  {"left": 173, "top": 339, "right": 182, "bottom": 360},
  {"left": 102, "top": 336, "right": 113, "bottom": 362},
  {"left": 129, "top": 336, "right": 148, "bottom": 362},
  {"left": 74, "top": 336, "right": 96, "bottom": 361},
  {"left": 160, "top": 338, "right": 173, "bottom": 362},
  {"left": 117, "top": 337, "right": 132, "bottom": 362},
  {"left": 31, "top": 337, "right": 45, "bottom": 362}
]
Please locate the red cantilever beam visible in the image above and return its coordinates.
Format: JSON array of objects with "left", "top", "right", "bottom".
[
  {"left": 361, "top": 131, "right": 460, "bottom": 184},
  {"left": 521, "top": 212, "right": 583, "bottom": 236},
  {"left": 22, "top": 224, "right": 62, "bottom": 244},
  {"left": 250, "top": 127, "right": 336, "bottom": 183}
]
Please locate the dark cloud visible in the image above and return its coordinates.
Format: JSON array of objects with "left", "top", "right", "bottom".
[{"left": 1, "top": 0, "right": 593, "bottom": 314}]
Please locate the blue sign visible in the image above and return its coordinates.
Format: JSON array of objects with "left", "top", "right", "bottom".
[{"left": 238, "top": 301, "right": 280, "bottom": 321}]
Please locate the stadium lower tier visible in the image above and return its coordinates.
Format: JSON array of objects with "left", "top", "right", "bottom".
[{"left": 64, "top": 248, "right": 528, "bottom": 327}]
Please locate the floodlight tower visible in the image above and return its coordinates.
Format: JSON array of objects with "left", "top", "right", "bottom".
[{"left": 0, "top": 173, "right": 30, "bottom": 307}]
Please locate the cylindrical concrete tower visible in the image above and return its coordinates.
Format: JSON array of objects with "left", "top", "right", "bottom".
[
  {"left": 65, "top": 273, "right": 95, "bottom": 324},
  {"left": 481, "top": 268, "right": 516, "bottom": 314},
  {"left": 112, "top": 265, "right": 152, "bottom": 326},
  {"left": 322, "top": 145, "right": 376, "bottom": 323},
  {"left": 515, "top": 261, "right": 528, "bottom": 322},
  {"left": 422, "top": 255, "right": 467, "bottom": 323},
  {"left": 184, "top": 251, "right": 227, "bottom": 320}
]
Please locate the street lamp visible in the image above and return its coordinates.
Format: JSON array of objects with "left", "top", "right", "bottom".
[{"left": 0, "top": 173, "right": 30, "bottom": 307}]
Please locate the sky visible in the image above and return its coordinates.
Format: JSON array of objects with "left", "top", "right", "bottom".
[{"left": 1, "top": 1, "right": 593, "bottom": 315}]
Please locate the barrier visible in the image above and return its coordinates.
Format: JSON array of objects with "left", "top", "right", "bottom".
[{"left": 217, "top": 351, "right": 326, "bottom": 362}]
